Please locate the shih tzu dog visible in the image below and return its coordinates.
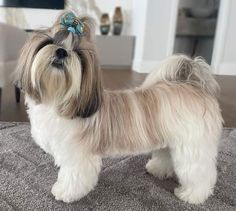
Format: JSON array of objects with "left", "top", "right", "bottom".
[{"left": 15, "top": 11, "right": 223, "bottom": 204}]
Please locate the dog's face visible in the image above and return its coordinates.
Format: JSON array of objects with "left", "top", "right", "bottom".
[{"left": 15, "top": 12, "right": 102, "bottom": 118}]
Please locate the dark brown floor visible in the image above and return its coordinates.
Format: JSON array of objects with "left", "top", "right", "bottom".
[{"left": 0, "top": 70, "right": 235, "bottom": 127}]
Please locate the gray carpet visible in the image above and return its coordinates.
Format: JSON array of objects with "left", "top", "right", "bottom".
[{"left": 0, "top": 122, "right": 235, "bottom": 211}]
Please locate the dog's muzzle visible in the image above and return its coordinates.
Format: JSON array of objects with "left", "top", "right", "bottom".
[{"left": 52, "top": 48, "right": 68, "bottom": 69}]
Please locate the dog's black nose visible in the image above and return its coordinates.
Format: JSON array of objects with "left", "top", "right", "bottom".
[{"left": 55, "top": 48, "right": 68, "bottom": 59}]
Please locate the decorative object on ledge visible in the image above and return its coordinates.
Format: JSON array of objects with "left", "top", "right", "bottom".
[
  {"left": 100, "top": 13, "right": 110, "bottom": 35},
  {"left": 113, "top": 6, "right": 123, "bottom": 36}
]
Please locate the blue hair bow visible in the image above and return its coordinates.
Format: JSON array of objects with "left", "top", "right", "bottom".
[{"left": 60, "top": 12, "right": 85, "bottom": 36}]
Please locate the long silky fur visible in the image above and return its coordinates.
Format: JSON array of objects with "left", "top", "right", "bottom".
[
  {"left": 15, "top": 10, "right": 223, "bottom": 204},
  {"left": 78, "top": 61, "right": 223, "bottom": 155}
]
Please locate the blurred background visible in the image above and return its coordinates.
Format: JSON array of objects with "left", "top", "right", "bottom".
[{"left": 0, "top": 0, "right": 235, "bottom": 126}]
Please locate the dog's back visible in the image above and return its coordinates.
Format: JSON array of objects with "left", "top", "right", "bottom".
[{"left": 142, "top": 55, "right": 220, "bottom": 98}]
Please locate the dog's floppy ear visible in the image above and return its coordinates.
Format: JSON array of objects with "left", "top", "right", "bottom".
[
  {"left": 73, "top": 16, "right": 102, "bottom": 118},
  {"left": 56, "top": 45, "right": 103, "bottom": 119},
  {"left": 76, "top": 48, "right": 103, "bottom": 118}
]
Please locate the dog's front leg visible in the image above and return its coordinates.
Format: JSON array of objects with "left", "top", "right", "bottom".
[{"left": 51, "top": 152, "right": 102, "bottom": 203}]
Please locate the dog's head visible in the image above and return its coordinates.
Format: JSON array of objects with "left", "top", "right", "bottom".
[{"left": 15, "top": 11, "right": 103, "bottom": 118}]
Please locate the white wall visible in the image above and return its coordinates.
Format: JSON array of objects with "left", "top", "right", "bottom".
[
  {"left": 131, "top": 0, "right": 148, "bottom": 63},
  {"left": 132, "top": 0, "right": 179, "bottom": 73},
  {"left": 0, "top": 1, "right": 133, "bottom": 35},
  {"left": 23, "top": 9, "right": 62, "bottom": 29},
  {"left": 0, "top": 8, "right": 62, "bottom": 29},
  {"left": 212, "top": 0, "right": 236, "bottom": 75},
  {"left": 143, "top": 0, "right": 177, "bottom": 60},
  {"left": 222, "top": 0, "right": 236, "bottom": 62}
]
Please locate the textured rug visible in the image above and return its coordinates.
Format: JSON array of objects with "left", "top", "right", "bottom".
[{"left": 0, "top": 122, "right": 235, "bottom": 211}]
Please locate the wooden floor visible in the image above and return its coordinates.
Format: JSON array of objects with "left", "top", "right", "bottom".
[{"left": 0, "top": 70, "right": 235, "bottom": 127}]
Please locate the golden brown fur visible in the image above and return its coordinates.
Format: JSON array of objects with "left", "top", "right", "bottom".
[
  {"left": 78, "top": 82, "right": 221, "bottom": 155},
  {"left": 15, "top": 11, "right": 222, "bottom": 156},
  {"left": 15, "top": 11, "right": 223, "bottom": 204},
  {"left": 14, "top": 11, "right": 223, "bottom": 157}
]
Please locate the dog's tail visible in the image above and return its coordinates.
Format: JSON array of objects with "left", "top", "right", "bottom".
[{"left": 142, "top": 55, "right": 220, "bottom": 97}]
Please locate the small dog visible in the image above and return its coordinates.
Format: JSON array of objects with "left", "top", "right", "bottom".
[{"left": 15, "top": 11, "right": 223, "bottom": 204}]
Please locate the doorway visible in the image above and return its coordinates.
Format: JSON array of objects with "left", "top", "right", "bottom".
[{"left": 173, "top": 0, "right": 220, "bottom": 64}]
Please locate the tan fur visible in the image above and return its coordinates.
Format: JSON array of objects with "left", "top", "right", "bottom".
[
  {"left": 15, "top": 10, "right": 223, "bottom": 156},
  {"left": 15, "top": 11, "right": 224, "bottom": 204},
  {"left": 77, "top": 82, "right": 222, "bottom": 155}
]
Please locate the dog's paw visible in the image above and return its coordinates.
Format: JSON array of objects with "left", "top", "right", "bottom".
[
  {"left": 145, "top": 159, "right": 174, "bottom": 179},
  {"left": 51, "top": 181, "right": 75, "bottom": 203},
  {"left": 174, "top": 186, "right": 212, "bottom": 204},
  {"left": 51, "top": 181, "right": 87, "bottom": 203}
]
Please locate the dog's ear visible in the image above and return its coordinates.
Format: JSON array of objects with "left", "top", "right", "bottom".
[
  {"left": 56, "top": 47, "right": 103, "bottom": 119},
  {"left": 76, "top": 48, "right": 103, "bottom": 118},
  {"left": 14, "top": 33, "right": 50, "bottom": 102}
]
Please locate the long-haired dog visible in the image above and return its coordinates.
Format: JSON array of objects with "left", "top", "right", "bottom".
[{"left": 15, "top": 11, "right": 223, "bottom": 204}]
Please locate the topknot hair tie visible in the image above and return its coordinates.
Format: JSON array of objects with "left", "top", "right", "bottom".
[{"left": 60, "top": 12, "right": 85, "bottom": 36}]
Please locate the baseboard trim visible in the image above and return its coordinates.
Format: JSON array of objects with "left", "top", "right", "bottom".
[
  {"left": 101, "top": 65, "right": 131, "bottom": 70},
  {"left": 218, "top": 62, "right": 236, "bottom": 75},
  {"left": 132, "top": 60, "right": 161, "bottom": 73}
]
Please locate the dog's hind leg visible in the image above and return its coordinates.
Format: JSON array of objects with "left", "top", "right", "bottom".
[
  {"left": 170, "top": 136, "right": 218, "bottom": 204},
  {"left": 146, "top": 148, "right": 174, "bottom": 179}
]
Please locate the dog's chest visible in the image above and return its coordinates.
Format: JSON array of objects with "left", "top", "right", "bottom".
[{"left": 26, "top": 99, "right": 77, "bottom": 156}]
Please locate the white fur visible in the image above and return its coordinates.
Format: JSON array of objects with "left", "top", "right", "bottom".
[
  {"left": 21, "top": 27, "right": 222, "bottom": 204},
  {"left": 26, "top": 82, "right": 222, "bottom": 204},
  {"left": 146, "top": 148, "right": 174, "bottom": 179},
  {"left": 26, "top": 97, "right": 102, "bottom": 203}
]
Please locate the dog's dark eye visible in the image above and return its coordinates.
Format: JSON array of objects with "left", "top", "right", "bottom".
[{"left": 37, "top": 39, "right": 54, "bottom": 52}]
